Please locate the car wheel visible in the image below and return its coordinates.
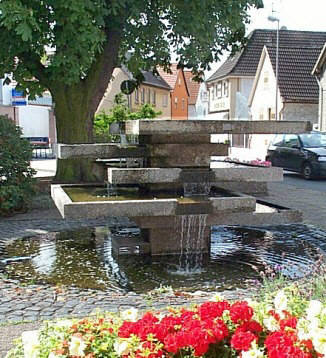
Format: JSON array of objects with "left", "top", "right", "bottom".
[{"left": 302, "top": 162, "right": 314, "bottom": 180}]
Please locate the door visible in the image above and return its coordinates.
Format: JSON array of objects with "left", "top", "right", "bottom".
[{"left": 279, "top": 134, "right": 303, "bottom": 171}]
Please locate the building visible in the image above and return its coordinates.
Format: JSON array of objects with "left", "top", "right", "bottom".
[
  {"left": 248, "top": 44, "right": 322, "bottom": 154},
  {"left": 158, "top": 64, "right": 189, "bottom": 120},
  {"left": 0, "top": 78, "right": 56, "bottom": 145},
  {"left": 97, "top": 68, "right": 171, "bottom": 119},
  {"left": 312, "top": 43, "right": 326, "bottom": 131},
  {"left": 184, "top": 72, "right": 208, "bottom": 119},
  {"left": 206, "top": 29, "right": 326, "bottom": 148}
]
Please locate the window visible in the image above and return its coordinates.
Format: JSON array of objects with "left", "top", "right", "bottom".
[
  {"left": 135, "top": 89, "right": 139, "bottom": 104},
  {"left": 272, "top": 135, "right": 284, "bottom": 147},
  {"left": 152, "top": 90, "right": 156, "bottom": 105},
  {"left": 217, "top": 81, "right": 222, "bottom": 98},
  {"left": 211, "top": 87, "right": 215, "bottom": 100},
  {"left": 223, "top": 81, "right": 229, "bottom": 97},
  {"left": 182, "top": 98, "right": 185, "bottom": 110},
  {"left": 162, "top": 94, "right": 168, "bottom": 107},
  {"left": 283, "top": 134, "right": 300, "bottom": 148},
  {"left": 178, "top": 78, "right": 181, "bottom": 86},
  {"left": 264, "top": 71, "right": 269, "bottom": 89},
  {"left": 174, "top": 97, "right": 178, "bottom": 109},
  {"left": 141, "top": 88, "right": 145, "bottom": 104},
  {"left": 147, "top": 89, "right": 150, "bottom": 103},
  {"left": 259, "top": 108, "right": 264, "bottom": 120}
]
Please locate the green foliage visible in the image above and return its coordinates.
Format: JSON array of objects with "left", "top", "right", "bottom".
[
  {"left": 94, "top": 93, "right": 161, "bottom": 142},
  {"left": 0, "top": 115, "right": 36, "bottom": 215},
  {"left": 0, "top": 0, "right": 263, "bottom": 96}
]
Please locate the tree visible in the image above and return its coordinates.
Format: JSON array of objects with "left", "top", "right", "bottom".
[{"left": 0, "top": 0, "right": 263, "bottom": 183}]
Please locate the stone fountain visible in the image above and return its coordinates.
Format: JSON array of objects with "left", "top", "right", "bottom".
[{"left": 52, "top": 119, "right": 311, "bottom": 256}]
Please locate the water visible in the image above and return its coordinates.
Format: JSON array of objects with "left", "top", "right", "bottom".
[
  {"left": 176, "top": 215, "right": 208, "bottom": 273},
  {"left": 1, "top": 224, "right": 326, "bottom": 294}
]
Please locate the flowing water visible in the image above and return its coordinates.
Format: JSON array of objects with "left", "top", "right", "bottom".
[{"left": 1, "top": 224, "right": 326, "bottom": 294}]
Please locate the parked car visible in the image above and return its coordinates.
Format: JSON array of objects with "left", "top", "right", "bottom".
[{"left": 266, "top": 132, "right": 326, "bottom": 179}]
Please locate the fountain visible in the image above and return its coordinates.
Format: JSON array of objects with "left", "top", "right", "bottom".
[{"left": 52, "top": 119, "right": 311, "bottom": 256}]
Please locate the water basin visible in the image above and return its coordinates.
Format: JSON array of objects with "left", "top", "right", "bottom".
[{"left": 1, "top": 224, "right": 325, "bottom": 294}]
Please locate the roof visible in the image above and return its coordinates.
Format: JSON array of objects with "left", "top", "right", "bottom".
[
  {"left": 157, "top": 64, "right": 179, "bottom": 88},
  {"left": 141, "top": 70, "right": 171, "bottom": 90},
  {"left": 312, "top": 43, "right": 326, "bottom": 75},
  {"left": 184, "top": 71, "right": 201, "bottom": 105},
  {"left": 207, "top": 29, "right": 326, "bottom": 82},
  {"left": 268, "top": 45, "right": 321, "bottom": 103}
]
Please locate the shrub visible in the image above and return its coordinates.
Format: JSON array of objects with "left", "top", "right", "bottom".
[
  {"left": 94, "top": 93, "right": 161, "bottom": 142},
  {"left": 0, "top": 115, "right": 36, "bottom": 215}
]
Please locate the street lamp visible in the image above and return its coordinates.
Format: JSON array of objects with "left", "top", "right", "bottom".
[{"left": 268, "top": 15, "right": 280, "bottom": 121}]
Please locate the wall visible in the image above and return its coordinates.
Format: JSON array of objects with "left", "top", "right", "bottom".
[
  {"left": 131, "top": 85, "right": 171, "bottom": 119},
  {"left": 0, "top": 106, "right": 17, "bottom": 123},
  {"left": 97, "top": 68, "right": 130, "bottom": 114},
  {"left": 318, "top": 67, "right": 326, "bottom": 131},
  {"left": 283, "top": 103, "right": 318, "bottom": 123},
  {"left": 171, "top": 70, "right": 188, "bottom": 119},
  {"left": 18, "top": 105, "right": 50, "bottom": 137},
  {"left": 250, "top": 53, "right": 281, "bottom": 122}
]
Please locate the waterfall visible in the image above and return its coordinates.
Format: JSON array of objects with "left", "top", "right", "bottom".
[{"left": 176, "top": 214, "right": 208, "bottom": 274}]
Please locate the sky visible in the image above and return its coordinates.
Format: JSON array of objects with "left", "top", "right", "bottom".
[{"left": 206, "top": 0, "right": 326, "bottom": 78}]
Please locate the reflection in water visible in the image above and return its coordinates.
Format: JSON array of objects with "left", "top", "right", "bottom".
[
  {"left": 1, "top": 224, "right": 326, "bottom": 294},
  {"left": 32, "top": 240, "right": 56, "bottom": 275}
]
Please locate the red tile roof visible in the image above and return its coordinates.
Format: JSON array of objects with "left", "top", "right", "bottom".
[
  {"left": 157, "top": 64, "right": 179, "bottom": 88},
  {"left": 184, "top": 71, "right": 201, "bottom": 105}
]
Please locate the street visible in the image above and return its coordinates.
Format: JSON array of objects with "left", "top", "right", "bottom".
[{"left": 283, "top": 171, "right": 326, "bottom": 192}]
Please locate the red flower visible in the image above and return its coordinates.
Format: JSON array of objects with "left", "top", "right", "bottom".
[
  {"left": 198, "top": 301, "right": 230, "bottom": 321},
  {"left": 236, "top": 320, "right": 263, "bottom": 334},
  {"left": 230, "top": 301, "right": 253, "bottom": 324},
  {"left": 231, "top": 330, "right": 257, "bottom": 351},
  {"left": 279, "top": 317, "right": 297, "bottom": 331}
]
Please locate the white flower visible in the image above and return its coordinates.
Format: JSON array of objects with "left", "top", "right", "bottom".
[
  {"left": 55, "top": 319, "right": 73, "bottom": 329},
  {"left": 297, "top": 318, "right": 311, "bottom": 341},
  {"left": 69, "top": 335, "right": 87, "bottom": 357},
  {"left": 241, "top": 342, "right": 265, "bottom": 358},
  {"left": 263, "top": 316, "right": 279, "bottom": 332},
  {"left": 22, "top": 330, "right": 39, "bottom": 358},
  {"left": 121, "top": 307, "right": 138, "bottom": 322},
  {"left": 48, "top": 353, "right": 59, "bottom": 358},
  {"left": 312, "top": 328, "right": 326, "bottom": 355},
  {"left": 306, "top": 300, "right": 323, "bottom": 319},
  {"left": 114, "top": 340, "right": 131, "bottom": 356},
  {"left": 308, "top": 317, "right": 321, "bottom": 330},
  {"left": 274, "top": 290, "right": 287, "bottom": 313}
]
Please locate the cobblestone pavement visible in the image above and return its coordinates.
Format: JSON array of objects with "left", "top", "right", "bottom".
[{"left": 1, "top": 180, "right": 326, "bottom": 356}]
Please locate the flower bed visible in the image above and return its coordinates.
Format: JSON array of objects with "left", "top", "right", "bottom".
[
  {"left": 224, "top": 158, "right": 272, "bottom": 168},
  {"left": 7, "top": 287, "right": 326, "bottom": 358}
]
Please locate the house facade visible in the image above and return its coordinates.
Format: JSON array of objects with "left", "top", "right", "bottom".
[
  {"left": 248, "top": 44, "right": 321, "bottom": 154},
  {"left": 97, "top": 68, "right": 171, "bottom": 119},
  {"left": 184, "top": 72, "right": 209, "bottom": 119},
  {"left": 158, "top": 64, "right": 189, "bottom": 120},
  {"left": 0, "top": 78, "right": 56, "bottom": 145},
  {"left": 206, "top": 29, "right": 326, "bottom": 148},
  {"left": 312, "top": 43, "right": 326, "bottom": 131}
]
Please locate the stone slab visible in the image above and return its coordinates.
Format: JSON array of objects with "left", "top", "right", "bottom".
[
  {"left": 56, "top": 143, "right": 146, "bottom": 159},
  {"left": 107, "top": 167, "right": 282, "bottom": 184},
  {"left": 139, "top": 134, "right": 211, "bottom": 144},
  {"left": 124, "top": 119, "right": 312, "bottom": 135},
  {"left": 51, "top": 185, "right": 256, "bottom": 219},
  {"left": 147, "top": 143, "right": 228, "bottom": 161},
  {"left": 132, "top": 201, "right": 302, "bottom": 228}
]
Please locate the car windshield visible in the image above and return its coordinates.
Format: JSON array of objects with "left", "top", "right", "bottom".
[{"left": 299, "top": 133, "right": 326, "bottom": 147}]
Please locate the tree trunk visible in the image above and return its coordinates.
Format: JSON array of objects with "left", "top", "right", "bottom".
[
  {"left": 52, "top": 83, "right": 101, "bottom": 183},
  {"left": 51, "top": 29, "right": 122, "bottom": 183}
]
